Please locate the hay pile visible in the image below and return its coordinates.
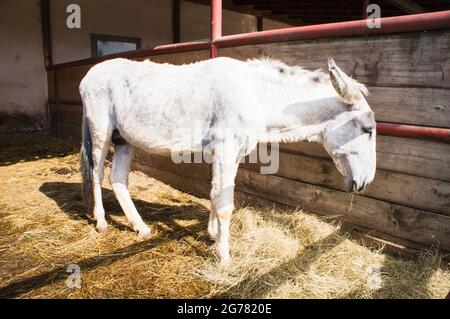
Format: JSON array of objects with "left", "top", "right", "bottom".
[
  {"left": 199, "top": 207, "right": 450, "bottom": 298},
  {"left": 0, "top": 133, "right": 449, "bottom": 298}
]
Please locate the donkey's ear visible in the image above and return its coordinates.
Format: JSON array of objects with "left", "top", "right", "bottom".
[{"left": 328, "top": 57, "right": 368, "bottom": 106}]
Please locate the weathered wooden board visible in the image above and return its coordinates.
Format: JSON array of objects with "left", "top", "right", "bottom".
[
  {"left": 56, "top": 104, "right": 82, "bottom": 127},
  {"left": 280, "top": 136, "right": 450, "bottom": 182},
  {"left": 132, "top": 162, "right": 211, "bottom": 199},
  {"left": 134, "top": 150, "right": 211, "bottom": 182},
  {"left": 367, "top": 86, "right": 450, "bottom": 128},
  {"left": 235, "top": 168, "right": 450, "bottom": 251},
  {"left": 280, "top": 141, "right": 329, "bottom": 159},
  {"left": 376, "top": 135, "right": 450, "bottom": 182},
  {"left": 220, "top": 30, "right": 450, "bottom": 89},
  {"left": 142, "top": 49, "right": 210, "bottom": 65},
  {"left": 56, "top": 65, "right": 91, "bottom": 101},
  {"left": 339, "top": 222, "right": 434, "bottom": 257},
  {"left": 243, "top": 151, "right": 450, "bottom": 215}
]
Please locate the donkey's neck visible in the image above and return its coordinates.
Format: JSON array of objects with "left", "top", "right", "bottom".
[
  {"left": 258, "top": 78, "right": 344, "bottom": 145},
  {"left": 245, "top": 59, "right": 346, "bottom": 145},
  {"left": 263, "top": 119, "right": 326, "bottom": 144}
]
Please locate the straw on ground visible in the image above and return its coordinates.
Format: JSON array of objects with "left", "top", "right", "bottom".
[{"left": 0, "top": 134, "right": 448, "bottom": 298}]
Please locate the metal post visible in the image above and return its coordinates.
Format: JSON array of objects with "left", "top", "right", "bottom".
[{"left": 210, "top": 0, "right": 222, "bottom": 58}]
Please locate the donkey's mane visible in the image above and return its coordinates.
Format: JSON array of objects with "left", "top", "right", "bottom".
[
  {"left": 245, "top": 57, "right": 368, "bottom": 97},
  {"left": 246, "top": 57, "right": 329, "bottom": 85}
]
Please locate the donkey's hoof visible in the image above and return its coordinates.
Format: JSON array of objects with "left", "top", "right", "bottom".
[
  {"left": 219, "top": 256, "right": 231, "bottom": 267},
  {"left": 137, "top": 227, "right": 152, "bottom": 240},
  {"left": 96, "top": 224, "right": 108, "bottom": 233},
  {"left": 207, "top": 229, "right": 218, "bottom": 240},
  {"left": 217, "top": 249, "right": 231, "bottom": 267},
  {"left": 207, "top": 221, "right": 218, "bottom": 239}
]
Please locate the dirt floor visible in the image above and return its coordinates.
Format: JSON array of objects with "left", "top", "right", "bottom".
[{"left": 0, "top": 133, "right": 449, "bottom": 299}]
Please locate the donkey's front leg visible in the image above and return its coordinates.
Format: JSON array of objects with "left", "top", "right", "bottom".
[
  {"left": 210, "top": 141, "right": 240, "bottom": 265},
  {"left": 207, "top": 210, "right": 218, "bottom": 239}
]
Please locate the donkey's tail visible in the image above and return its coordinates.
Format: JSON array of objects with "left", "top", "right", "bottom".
[{"left": 80, "top": 114, "right": 94, "bottom": 215}]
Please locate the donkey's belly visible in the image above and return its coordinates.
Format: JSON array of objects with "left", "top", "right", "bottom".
[{"left": 116, "top": 118, "right": 207, "bottom": 156}]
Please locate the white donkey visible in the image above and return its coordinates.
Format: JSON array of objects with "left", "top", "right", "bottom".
[{"left": 80, "top": 57, "right": 376, "bottom": 265}]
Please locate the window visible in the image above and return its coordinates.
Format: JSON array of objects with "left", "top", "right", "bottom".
[{"left": 91, "top": 34, "right": 141, "bottom": 57}]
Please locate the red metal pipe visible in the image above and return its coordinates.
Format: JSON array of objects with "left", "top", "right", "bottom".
[
  {"left": 47, "top": 41, "right": 210, "bottom": 70},
  {"left": 210, "top": 0, "right": 222, "bottom": 58},
  {"left": 211, "top": 0, "right": 222, "bottom": 41},
  {"left": 377, "top": 122, "right": 450, "bottom": 143},
  {"left": 213, "top": 10, "right": 450, "bottom": 48}
]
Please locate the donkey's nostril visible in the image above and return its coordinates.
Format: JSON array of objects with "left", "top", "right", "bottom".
[{"left": 352, "top": 181, "right": 357, "bottom": 192}]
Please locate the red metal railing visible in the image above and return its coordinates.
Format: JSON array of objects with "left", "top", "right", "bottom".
[
  {"left": 212, "top": 10, "right": 450, "bottom": 48},
  {"left": 47, "top": 40, "right": 210, "bottom": 70},
  {"left": 376, "top": 122, "right": 450, "bottom": 142}
]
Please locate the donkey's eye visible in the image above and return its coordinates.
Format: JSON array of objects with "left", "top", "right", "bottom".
[{"left": 363, "top": 127, "right": 373, "bottom": 136}]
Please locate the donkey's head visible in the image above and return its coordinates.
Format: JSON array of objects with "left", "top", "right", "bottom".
[{"left": 322, "top": 58, "right": 376, "bottom": 193}]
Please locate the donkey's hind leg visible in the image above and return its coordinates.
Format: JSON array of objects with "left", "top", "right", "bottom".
[
  {"left": 109, "top": 144, "right": 151, "bottom": 239},
  {"left": 91, "top": 129, "right": 111, "bottom": 233}
]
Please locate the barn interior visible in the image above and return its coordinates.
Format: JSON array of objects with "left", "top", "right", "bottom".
[{"left": 0, "top": 0, "right": 449, "bottom": 299}]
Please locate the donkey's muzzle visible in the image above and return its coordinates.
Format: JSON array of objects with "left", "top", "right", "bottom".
[{"left": 352, "top": 181, "right": 367, "bottom": 193}]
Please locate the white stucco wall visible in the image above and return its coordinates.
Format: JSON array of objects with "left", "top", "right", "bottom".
[
  {"left": 0, "top": 0, "right": 48, "bottom": 132},
  {"left": 50, "top": 0, "right": 173, "bottom": 64},
  {"left": 180, "top": 1, "right": 257, "bottom": 42}
]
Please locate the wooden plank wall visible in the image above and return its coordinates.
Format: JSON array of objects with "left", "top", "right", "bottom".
[{"left": 49, "top": 30, "right": 450, "bottom": 253}]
